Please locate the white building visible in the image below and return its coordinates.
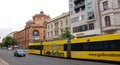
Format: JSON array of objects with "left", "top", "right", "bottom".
[
  {"left": 46, "top": 12, "right": 70, "bottom": 40},
  {"left": 69, "top": 0, "right": 101, "bottom": 38},
  {"left": 69, "top": 0, "right": 120, "bottom": 37},
  {"left": 100, "top": 0, "right": 120, "bottom": 34}
]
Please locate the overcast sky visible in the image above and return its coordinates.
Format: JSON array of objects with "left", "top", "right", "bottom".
[{"left": 0, "top": 0, "right": 69, "bottom": 41}]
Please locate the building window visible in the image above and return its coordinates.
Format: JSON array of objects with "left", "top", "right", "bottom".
[
  {"left": 61, "top": 29, "right": 63, "bottom": 34},
  {"left": 72, "top": 24, "right": 88, "bottom": 33},
  {"left": 88, "top": 12, "right": 94, "bottom": 20},
  {"left": 61, "top": 21, "right": 63, "bottom": 26},
  {"left": 51, "top": 24, "right": 53, "bottom": 29},
  {"left": 87, "top": 3, "right": 92, "bottom": 9},
  {"left": 118, "top": 0, "right": 120, "bottom": 7},
  {"left": 81, "top": 25, "right": 88, "bottom": 31},
  {"left": 48, "top": 32, "right": 49, "bottom": 37},
  {"left": 71, "top": 16, "right": 79, "bottom": 23},
  {"left": 79, "top": 16, "right": 82, "bottom": 21},
  {"left": 70, "top": 4, "right": 73, "bottom": 9},
  {"left": 70, "top": 11, "right": 73, "bottom": 15},
  {"left": 103, "top": 1, "right": 108, "bottom": 10},
  {"left": 66, "top": 19, "right": 68, "bottom": 25},
  {"left": 51, "top": 31, "right": 53, "bottom": 36},
  {"left": 79, "top": 15, "right": 84, "bottom": 21},
  {"left": 71, "top": 18, "right": 74, "bottom": 23},
  {"left": 55, "top": 30, "right": 58, "bottom": 35},
  {"left": 33, "top": 30, "right": 39, "bottom": 40},
  {"left": 73, "top": 27, "right": 79, "bottom": 33},
  {"left": 89, "top": 23, "right": 94, "bottom": 30},
  {"left": 105, "top": 16, "right": 111, "bottom": 27},
  {"left": 75, "top": 17, "right": 79, "bottom": 22},
  {"left": 55, "top": 22, "right": 58, "bottom": 28}
]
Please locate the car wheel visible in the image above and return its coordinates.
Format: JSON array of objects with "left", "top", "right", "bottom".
[
  {"left": 14, "top": 54, "right": 16, "bottom": 56},
  {"left": 23, "top": 55, "right": 26, "bottom": 57},
  {"left": 15, "top": 54, "right": 18, "bottom": 57}
]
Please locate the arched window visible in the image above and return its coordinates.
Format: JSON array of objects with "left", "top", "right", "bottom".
[
  {"left": 105, "top": 16, "right": 111, "bottom": 27},
  {"left": 33, "top": 30, "right": 39, "bottom": 40}
]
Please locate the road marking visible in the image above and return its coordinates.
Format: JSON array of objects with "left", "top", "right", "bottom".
[{"left": 0, "top": 58, "right": 9, "bottom": 65}]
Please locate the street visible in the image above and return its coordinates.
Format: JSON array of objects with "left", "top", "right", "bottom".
[{"left": 0, "top": 49, "right": 118, "bottom": 65}]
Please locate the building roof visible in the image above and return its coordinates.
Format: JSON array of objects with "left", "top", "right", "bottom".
[{"left": 48, "top": 12, "right": 69, "bottom": 23}]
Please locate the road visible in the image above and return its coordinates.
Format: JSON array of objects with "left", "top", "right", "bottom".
[{"left": 0, "top": 49, "right": 118, "bottom": 65}]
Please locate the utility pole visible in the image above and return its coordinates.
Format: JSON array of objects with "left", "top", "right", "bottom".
[{"left": 67, "top": 38, "right": 71, "bottom": 58}]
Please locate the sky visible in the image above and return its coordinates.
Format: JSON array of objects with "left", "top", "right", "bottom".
[{"left": 0, "top": 0, "right": 69, "bottom": 41}]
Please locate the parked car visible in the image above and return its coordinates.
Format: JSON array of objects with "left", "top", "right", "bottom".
[
  {"left": 8, "top": 47, "right": 12, "bottom": 50},
  {"left": 14, "top": 49, "right": 26, "bottom": 57}
]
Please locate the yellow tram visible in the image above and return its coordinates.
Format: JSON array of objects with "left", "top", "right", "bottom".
[
  {"left": 28, "top": 42, "right": 41, "bottom": 54},
  {"left": 28, "top": 33, "right": 120, "bottom": 62},
  {"left": 42, "top": 40, "right": 68, "bottom": 58},
  {"left": 71, "top": 33, "right": 120, "bottom": 62}
]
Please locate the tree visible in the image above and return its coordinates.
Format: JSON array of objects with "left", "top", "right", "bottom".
[
  {"left": 2, "top": 36, "right": 16, "bottom": 48},
  {"left": 60, "top": 27, "right": 74, "bottom": 39},
  {"left": 0, "top": 42, "right": 3, "bottom": 47}
]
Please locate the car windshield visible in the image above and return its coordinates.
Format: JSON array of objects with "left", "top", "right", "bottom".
[{"left": 17, "top": 50, "right": 25, "bottom": 52}]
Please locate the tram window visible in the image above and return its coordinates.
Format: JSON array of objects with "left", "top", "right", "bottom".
[
  {"left": 71, "top": 43, "right": 85, "bottom": 51},
  {"left": 114, "top": 40, "right": 120, "bottom": 51},
  {"left": 28, "top": 46, "right": 40, "bottom": 50},
  {"left": 93, "top": 43, "right": 103, "bottom": 51},
  {"left": 86, "top": 40, "right": 120, "bottom": 51},
  {"left": 28, "top": 46, "right": 32, "bottom": 49},
  {"left": 84, "top": 43, "right": 100, "bottom": 51},
  {"left": 66, "top": 40, "right": 120, "bottom": 51},
  {"left": 102, "top": 40, "right": 120, "bottom": 51},
  {"left": 40, "top": 45, "right": 43, "bottom": 50},
  {"left": 28, "top": 46, "right": 34, "bottom": 49},
  {"left": 80, "top": 40, "right": 120, "bottom": 51},
  {"left": 35, "top": 46, "right": 40, "bottom": 50},
  {"left": 64, "top": 44, "right": 67, "bottom": 51}
]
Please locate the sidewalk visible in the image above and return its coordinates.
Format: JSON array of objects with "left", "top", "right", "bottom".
[{"left": 0, "top": 58, "right": 9, "bottom": 65}]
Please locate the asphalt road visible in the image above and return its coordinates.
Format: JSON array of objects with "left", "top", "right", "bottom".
[{"left": 0, "top": 49, "right": 118, "bottom": 65}]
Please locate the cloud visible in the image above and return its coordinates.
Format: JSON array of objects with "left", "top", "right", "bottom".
[
  {"left": 0, "top": 28, "right": 14, "bottom": 41},
  {"left": 0, "top": 0, "right": 69, "bottom": 42}
]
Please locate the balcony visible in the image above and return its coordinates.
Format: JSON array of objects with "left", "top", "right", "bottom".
[
  {"left": 74, "top": 0, "right": 84, "bottom": 5},
  {"left": 74, "top": 2, "right": 85, "bottom": 9},
  {"left": 103, "top": 25, "right": 120, "bottom": 32}
]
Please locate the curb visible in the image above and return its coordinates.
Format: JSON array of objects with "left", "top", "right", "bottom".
[{"left": 0, "top": 58, "right": 9, "bottom": 65}]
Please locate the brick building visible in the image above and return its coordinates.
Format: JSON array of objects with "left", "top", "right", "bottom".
[{"left": 14, "top": 11, "right": 50, "bottom": 48}]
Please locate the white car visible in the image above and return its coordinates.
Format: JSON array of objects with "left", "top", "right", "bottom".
[{"left": 8, "top": 47, "right": 12, "bottom": 50}]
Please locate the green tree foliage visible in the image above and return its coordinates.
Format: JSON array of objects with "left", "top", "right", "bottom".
[
  {"left": 2, "top": 36, "right": 16, "bottom": 48},
  {"left": 0, "top": 43, "right": 6, "bottom": 48},
  {"left": 60, "top": 27, "right": 74, "bottom": 39},
  {"left": 0, "top": 42, "right": 3, "bottom": 47}
]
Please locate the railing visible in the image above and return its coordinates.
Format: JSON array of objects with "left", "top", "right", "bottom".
[{"left": 74, "top": 2, "right": 85, "bottom": 9}]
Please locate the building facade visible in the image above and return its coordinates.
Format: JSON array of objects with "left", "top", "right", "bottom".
[
  {"left": 46, "top": 12, "right": 70, "bottom": 40},
  {"left": 69, "top": 0, "right": 120, "bottom": 37},
  {"left": 14, "top": 11, "right": 50, "bottom": 48},
  {"left": 14, "top": 29, "right": 26, "bottom": 48},
  {"left": 69, "top": 0, "right": 101, "bottom": 38},
  {"left": 100, "top": 0, "right": 120, "bottom": 34}
]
